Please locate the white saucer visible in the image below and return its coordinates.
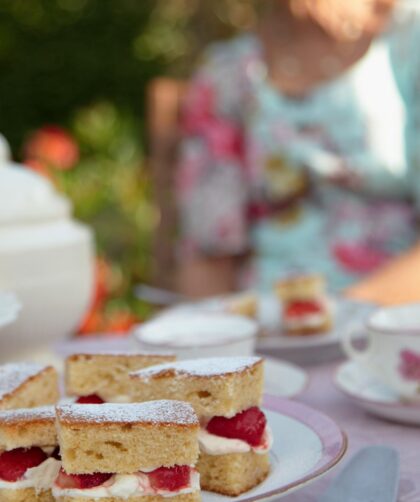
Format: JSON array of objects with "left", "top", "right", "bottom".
[{"left": 335, "top": 361, "right": 420, "bottom": 425}]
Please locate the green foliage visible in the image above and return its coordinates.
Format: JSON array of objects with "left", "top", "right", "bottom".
[
  {"left": 0, "top": 0, "right": 162, "bottom": 152},
  {"left": 54, "top": 101, "right": 156, "bottom": 318}
]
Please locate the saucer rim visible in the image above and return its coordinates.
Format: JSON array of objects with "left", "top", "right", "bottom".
[{"left": 334, "top": 361, "right": 420, "bottom": 409}]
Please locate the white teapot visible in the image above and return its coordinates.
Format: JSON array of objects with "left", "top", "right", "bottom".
[{"left": 0, "top": 163, "right": 95, "bottom": 360}]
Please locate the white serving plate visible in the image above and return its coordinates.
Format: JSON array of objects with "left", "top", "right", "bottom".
[
  {"left": 264, "top": 358, "right": 308, "bottom": 398},
  {"left": 335, "top": 361, "right": 420, "bottom": 426},
  {"left": 0, "top": 291, "right": 21, "bottom": 333},
  {"left": 204, "top": 394, "right": 347, "bottom": 501},
  {"left": 161, "top": 293, "right": 376, "bottom": 365}
]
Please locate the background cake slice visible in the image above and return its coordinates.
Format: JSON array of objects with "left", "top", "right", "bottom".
[
  {"left": 0, "top": 363, "right": 59, "bottom": 410},
  {"left": 0, "top": 407, "right": 61, "bottom": 502},
  {"left": 130, "top": 357, "right": 270, "bottom": 496},
  {"left": 65, "top": 352, "right": 176, "bottom": 403},
  {"left": 275, "top": 274, "right": 332, "bottom": 335},
  {"left": 53, "top": 401, "right": 200, "bottom": 501}
]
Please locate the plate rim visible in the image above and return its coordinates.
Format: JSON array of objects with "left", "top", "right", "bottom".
[
  {"left": 234, "top": 394, "right": 348, "bottom": 502},
  {"left": 334, "top": 361, "right": 420, "bottom": 409}
]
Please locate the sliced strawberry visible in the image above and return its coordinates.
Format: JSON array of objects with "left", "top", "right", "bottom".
[
  {"left": 206, "top": 406, "right": 266, "bottom": 447},
  {"left": 76, "top": 472, "right": 113, "bottom": 489},
  {"left": 56, "top": 469, "right": 112, "bottom": 489},
  {"left": 76, "top": 394, "right": 105, "bottom": 404},
  {"left": 285, "top": 300, "right": 323, "bottom": 318},
  {"left": 0, "top": 447, "right": 48, "bottom": 482},
  {"left": 56, "top": 469, "right": 79, "bottom": 489},
  {"left": 148, "top": 465, "right": 191, "bottom": 491}
]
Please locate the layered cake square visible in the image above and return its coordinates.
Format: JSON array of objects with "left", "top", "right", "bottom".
[
  {"left": 53, "top": 401, "right": 200, "bottom": 501},
  {"left": 65, "top": 352, "right": 176, "bottom": 403},
  {"left": 0, "top": 363, "right": 59, "bottom": 410},
  {"left": 275, "top": 274, "right": 332, "bottom": 335},
  {"left": 130, "top": 357, "right": 271, "bottom": 496},
  {"left": 0, "top": 407, "right": 61, "bottom": 501}
]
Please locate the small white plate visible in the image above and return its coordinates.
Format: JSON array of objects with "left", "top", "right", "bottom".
[
  {"left": 0, "top": 291, "right": 20, "bottom": 333},
  {"left": 163, "top": 293, "right": 376, "bottom": 364},
  {"left": 335, "top": 361, "right": 420, "bottom": 425},
  {"left": 264, "top": 358, "right": 308, "bottom": 398},
  {"left": 204, "top": 394, "right": 347, "bottom": 501}
]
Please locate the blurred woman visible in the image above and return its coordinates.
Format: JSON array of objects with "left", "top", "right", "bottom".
[{"left": 176, "top": 0, "right": 420, "bottom": 296}]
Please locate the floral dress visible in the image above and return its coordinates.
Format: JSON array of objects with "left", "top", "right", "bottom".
[{"left": 176, "top": 5, "right": 420, "bottom": 291}]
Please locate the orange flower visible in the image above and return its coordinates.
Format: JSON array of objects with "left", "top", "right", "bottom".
[
  {"left": 104, "top": 311, "right": 138, "bottom": 336},
  {"left": 24, "top": 126, "right": 79, "bottom": 170},
  {"left": 77, "top": 308, "right": 104, "bottom": 336}
]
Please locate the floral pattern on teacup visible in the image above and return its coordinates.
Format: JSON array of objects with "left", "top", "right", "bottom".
[{"left": 399, "top": 350, "right": 420, "bottom": 382}]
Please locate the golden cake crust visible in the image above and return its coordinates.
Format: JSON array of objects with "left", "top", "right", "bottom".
[
  {"left": 275, "top": 274, "right": 325, "bottom": 301},
  {"left": 226, "top": 294, "right": 258, "bottom": 319},
  {"left": 54, "top": 492, "right": 200, "bottom": 502},
  {"left": 284, "top": 317, "right": 332, "bottom": 336},
  {"left": 197, "top": 451, "right": 270, "bottom": 496},
  {"left": 130, "top": 357, "right": 264, "bottom": 418},
  {"left": 65, "top": 353, "right": 176, "bottom": 401},
  {"left": 56, "top": 402, "right": 199, "bottom": 474},
  {"left": 0, "top": 487, "right": 54, "bottom": 502},
  {"left": 0, "top": 364, "right": 59, "bottom": 411},
  {"left": 0, "top": 406, "right": 56, "bottom": 450}
]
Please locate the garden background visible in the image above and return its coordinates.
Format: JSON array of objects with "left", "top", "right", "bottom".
[{"left": 0, "top": 0, "right": 256, "bottom": 333}]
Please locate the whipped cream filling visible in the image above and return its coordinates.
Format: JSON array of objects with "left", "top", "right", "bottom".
[
  {"left": 283, "top": 312, "right": 326, "bottom": 329},
  {"left": 0, "top": 458, "right": 61, "bottom": 492},
  {"left": 52, "top": 470, "right": 200, "bottom": 499},
  {"left": 198, "top": 425, "right": 272, "bottom": 456}
]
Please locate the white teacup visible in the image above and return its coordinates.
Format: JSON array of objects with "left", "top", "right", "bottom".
[{"left": 343, "top": 303, "right": 420, "bottom": 401}]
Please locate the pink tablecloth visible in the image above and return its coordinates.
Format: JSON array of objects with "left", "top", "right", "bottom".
[{"left": 282, "top": 363, "right": 419, "bottom": 501}]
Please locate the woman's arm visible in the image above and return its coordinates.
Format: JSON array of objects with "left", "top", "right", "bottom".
[
  {"left": 176, "top": 256, "right": 238, "bottom": 298},
  {"left": 175, "top": 43, "right": 249, "bottom": 297}
]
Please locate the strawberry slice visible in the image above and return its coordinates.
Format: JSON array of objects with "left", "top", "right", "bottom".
[
  {"left": 148, "top": 466, "right": 191, "bottom": 491},
  {"left": 206, "top": 406, "right": 266, "bottom": 447},
  {"left": 76, "top": 394, "right": 105, "bottom": 404},
  {"left": 0, "top": 447, "right": 48, "bottom": 482},
  {"left": 285, "top": 300, "right": 323, "bottom": 318},
  {"left": 56, "top": 469, "right": 112, "bottom": 489}
]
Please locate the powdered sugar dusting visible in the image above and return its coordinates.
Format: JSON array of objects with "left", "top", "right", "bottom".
[
  {"left": 57, "top": 401, "right": 198, "bottom": 426},
  {"left": 0, "top": 362, "right": 49, "bottom": 401},
  {"left": 131, "top": 357, "right": 263, "bottom": 380},
  {"left": 69, "top": 351, "right": 175, "bottom": 359},
  {"left": 0, "top": 406, "right": 55, "bottom": 424}
]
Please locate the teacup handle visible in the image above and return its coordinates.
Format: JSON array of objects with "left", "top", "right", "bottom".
[{"left": 342, "top": 323, "right": 370, "bottom": 367}]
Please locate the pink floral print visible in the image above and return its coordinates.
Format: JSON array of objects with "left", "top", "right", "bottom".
[{"left": 399, "top": 350, "right": 420, "bottom": 381}]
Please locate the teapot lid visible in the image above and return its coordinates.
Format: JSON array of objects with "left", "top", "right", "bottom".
[{"left": 0, "top": 162, "right": 70, "bottom": 225}]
